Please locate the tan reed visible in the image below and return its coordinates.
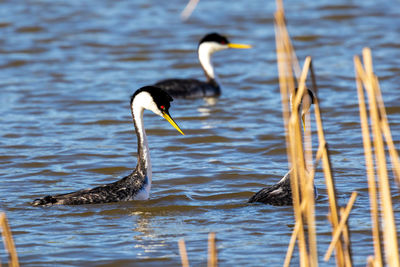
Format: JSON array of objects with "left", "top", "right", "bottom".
[
  {"left": 0, "top": 212, "right": 19, "bottom": 267},
  {"left": 312, "top": 72, "right": 347, "bottom": 267},
  {"left": 180, "top": 0, "right": 200, "bottom": 21},
  {"left": 373, "top": 79, "right": 400, "bottom": 185},
  {"left": 354, "top": 47, "right": 399, "bottom": 267},
  {"left": 178, "top": 233, "right": 219, "bottom": 267},
  {"left": 178, "top": 238, "right": 190, "bottom": 267},
  {"left": 275, "top": 1, "right": 362, "bottom": 266},
  {"left": 291, "top": 56, "right": 318, "bottom": 267},
  {"left": 324, "top": 192, "right": 358, "bottom": 261},
  {"left": 354, "top": 55, "right": 383, "bottom": 267},
  {"left": 275, "top": 10, "right": 309, "bottom": 266},
  {"left": 176, "top": 2, "right": 399, "bottom": 267},
  {"left": 275, "top": 5, "right": 322, "bottom": 265},
  {"left": 207, "top": 232, "right": 218, "bottom": 267}
]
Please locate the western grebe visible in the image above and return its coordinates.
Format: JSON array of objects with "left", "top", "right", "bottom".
[
  {"left": 248, "top": 169, "right": 294, "bottom": 205},
  {"left": 154, "top": 32, "right": 251, "bottom": 99},
  {"left": 248, "top": 89, "right": 316, "bottom": 206},
  {"left": 32, "top": 86, "right": 184, "bottom": 206},
  {"left": 291, "top": 87, "right": 314, "bottom": 131}
]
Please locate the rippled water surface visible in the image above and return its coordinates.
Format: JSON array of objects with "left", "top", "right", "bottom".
[{"left": 1, "top": 0, "right": 400, "bottom": 266}]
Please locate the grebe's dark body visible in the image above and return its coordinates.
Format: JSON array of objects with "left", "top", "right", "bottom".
[
  {"left": 249, "top": 89, "right": 316, "bottom": 206},
  {"left": 33, "top": 86, "right": 184, "bottom": 206},
  {"left": 155, "top": 78, "right": 220, "bottom": 99},
  {"left": 33, "top": 172, "right": 148, "bottom": 206},
  {"left": 154, "top": 33, "right": 251, "bottom": 99},
  {"left": 248, "top": 170, "right": 293, "bottom": 206}
]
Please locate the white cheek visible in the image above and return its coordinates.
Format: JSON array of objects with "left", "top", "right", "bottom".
[
  {"left": 132, "top": 92, "right": 163, "bottom": 118},
  {"left": 199, "top": 42, "right": 228, "bottom": 55},
  {"left": 210, "top": 44, "right": 227, "bottom": 53},
  {"left": 148, "top": 101, "right": 163, "bottom": 117}
]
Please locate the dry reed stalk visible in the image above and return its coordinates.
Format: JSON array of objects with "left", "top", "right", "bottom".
[
  {"left": 288, "top": 120, "right": 314, "bottom": 267},
  {"left": 363, "top": 49, "right": 399, "bottom": 267},
  {"left": 0, "top": 213, "right": 19, "bottom": 267},
  {"left": 207, "top": 232, "right": 217, "bottom": 267},
  {"left": 283, "top": 178, "right": 318, "bottom": 267},
  {"left": 367, "top": 256, "right": 376, "bottom": 267},
  {"left": 287, "top": 121, "right": 309, "bottom": 267},
  {"left": 312, "top": 140, "right": 326, "bottom": 171},
  {"left": 291, "top": 57, "right": 310, "bottom": 107},
  {"left": 275, "top": 20, "right": 289, "bottom": 136},
  {"left": 291, "top": 57, "right": 318, "bottom": 267},
  {"left": 339, "top": 207, "right": 353, "bottom": 267},
  {"left": 373, "top": 78, "right": 400, "bottom": 185},
  {"left": 274, "top": 18, "right": 309, "bottom": 266},
  {"left": 178, "top": 239, "right": 190, "bottom": 267},
  {"left": 358, "top": 48, "right": 399, "bottom": 267},
  {"left": 304, "top": 179, "right": 317, "bottom": 267},
  {"left": 354, "top": 55, "right": 383, "bottom": 267},
  {"left": 276, "top": 0, "right": 284, "bottom": 14},
  {"left": 276, "top": 20, "right": 310, "bottom": 266},
  {"left": 275, "top": 8, "right": 309, "bottom": 175},
  {"left": 276, "top": 12, "right": 300, "bottom": 104},
  {"left": 275, "top": 5, "right": 319, "bottom": 266},
  {"left": 356, "top": 49, "right": 400, "bottom": 264},
  {"left": 284, "top": 219, "right": 301, "bottom": 267},
  {"left": 310, "top": 58, "right": 349, "bottom": 265},
  {"left": 274, "top": 5, "right": 301, "bottom": 78},
  {"left": 324, "top": 192, "right": 357, "bottom": 261},
  {"left": 289, "top": 87, "right": 318, "bottom": 266},
  {"left": 180, "top": 0, "right": 200, "bottom": 21},
  {"left": 275, "top": 10, "right": 300, "bottom": 266},
  {"left": 313, "top": 95, "right": 345, "bottom": 266},
  {"left": 274, "top": 10, "right": 294, "bottom": 157}
]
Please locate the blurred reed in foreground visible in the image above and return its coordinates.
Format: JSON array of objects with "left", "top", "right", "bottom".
[
  {"left": 179, "top": 1, "right": 399, "bottom": 266},
  {"left": 274, "top": 3, "right": 355, "bottom": 266},
  {"left": 0, "top": 212, "right": 19, "bottom": 267},
  {"left": 275, "top": 0, "right": 399, "bottom": 266},
  {"left": 179, "top": 232, "right": 218, "bottom": 267},
  {"left": 354, "top": 48, "right": 400, "bottom": 267}
]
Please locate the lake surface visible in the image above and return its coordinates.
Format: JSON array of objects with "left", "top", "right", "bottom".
[{"left": 1, "top": 0, "right": 400, "bottom": 266}]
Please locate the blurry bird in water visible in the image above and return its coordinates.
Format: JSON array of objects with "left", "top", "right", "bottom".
[
  {"left": 154, "top": 32, "right": 252, "bottom": 99},
  {"left": 248, "top": 88, "right": 316, "bottom": 206}
]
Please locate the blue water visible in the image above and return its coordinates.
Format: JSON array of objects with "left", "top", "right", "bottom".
[{"left": 1, "top": 0, "right": 400, "bottom": 266}]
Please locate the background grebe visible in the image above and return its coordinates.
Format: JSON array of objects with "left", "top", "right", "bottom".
[{"left": 154, "top": 33, "right": 251, "bottom": 99}]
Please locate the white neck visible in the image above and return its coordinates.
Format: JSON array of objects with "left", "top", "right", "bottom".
[
  {"left": 132, "top": 95, "right": 153, "bottom": 186},
  {"left": 198, "top": 42, "right": 227, "bottom": 80},
  {"left": 290, "top": 90, "right": 313, "bottom": 116}
]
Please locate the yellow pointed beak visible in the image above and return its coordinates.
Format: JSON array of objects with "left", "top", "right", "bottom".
[
  {"left": 162, "top": 112, "right": 185, "bottom": 135},
  {"left": 228, "top": 43, "right": 252, "bottom": 49}
]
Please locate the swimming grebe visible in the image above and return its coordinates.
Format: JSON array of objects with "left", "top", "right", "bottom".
[
  {"left": 32, "top": 86, "right": 184, "bottom": 206},
  {"left": 154, "top": 33, "right": 251, "bottom": 99},
  {"left": 248, "top": 89, "right": 315, "bottom": 206}
]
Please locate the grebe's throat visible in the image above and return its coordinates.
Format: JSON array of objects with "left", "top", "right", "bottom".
[
  {"left": 198, "top": 42, "right": 222, "bottom": 81},
  {"left": 131, "top": 95, "right": 152, "bottom": 182}
]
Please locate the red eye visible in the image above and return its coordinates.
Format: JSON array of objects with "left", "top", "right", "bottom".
[{"left": 160, "top": 105, "right": 165, "bottom": 110}]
